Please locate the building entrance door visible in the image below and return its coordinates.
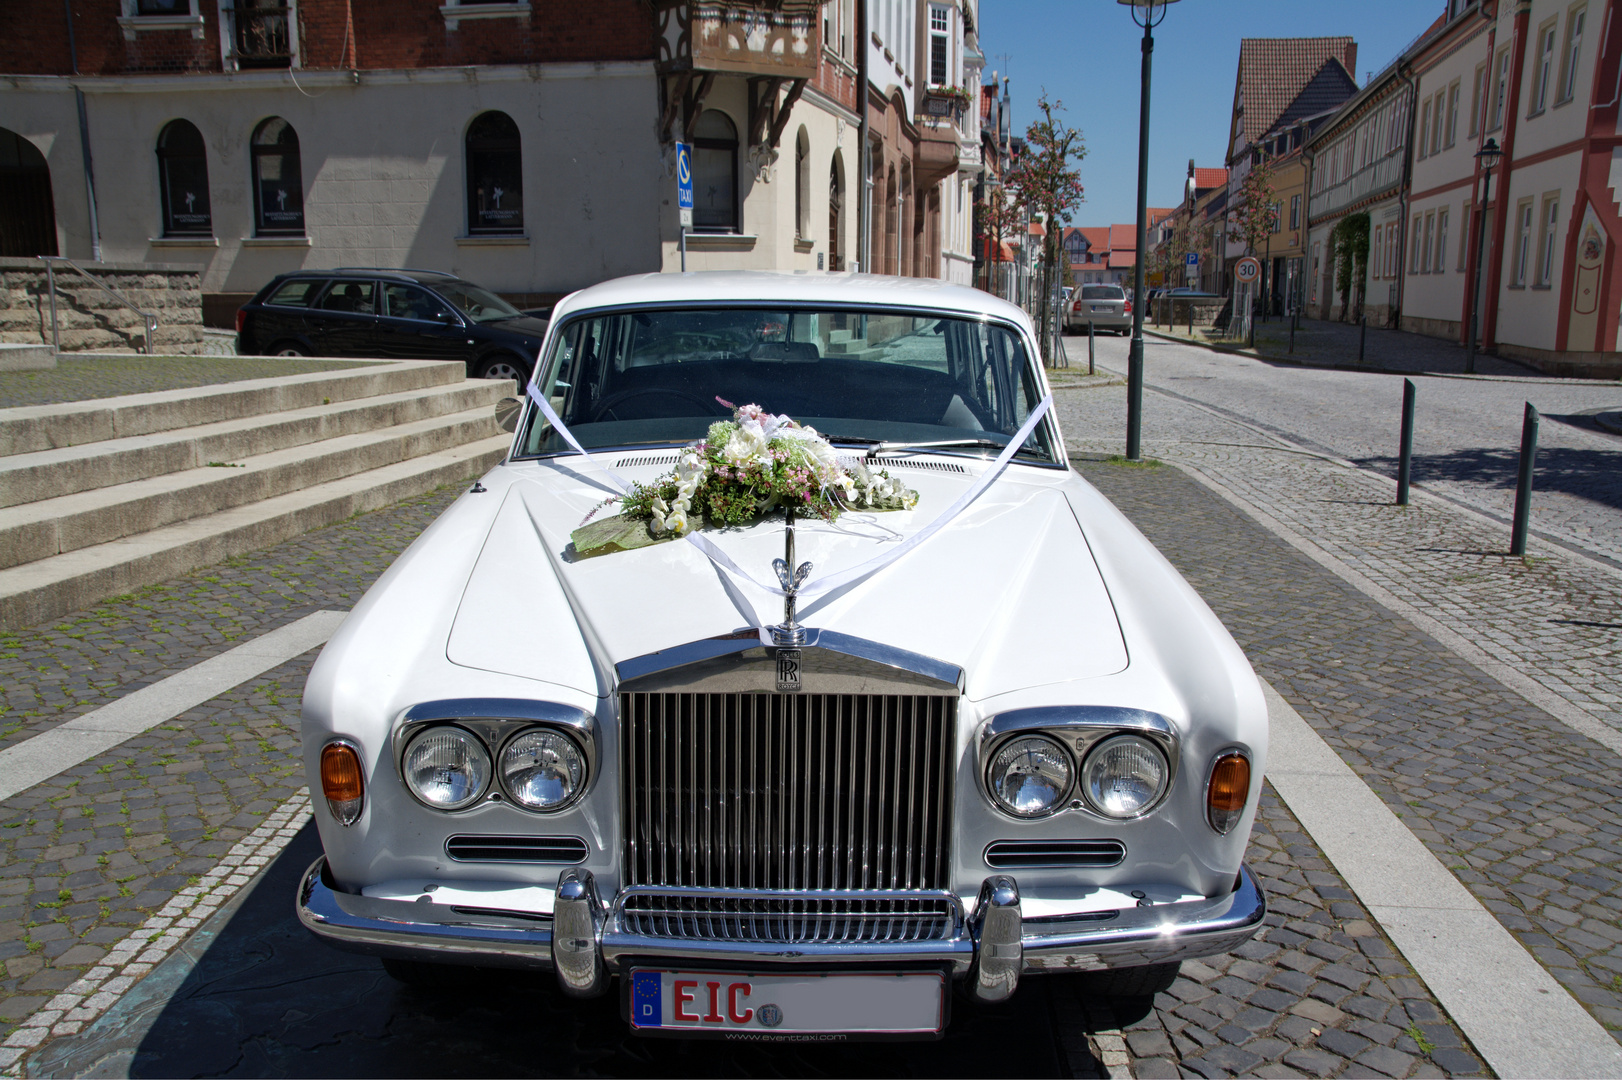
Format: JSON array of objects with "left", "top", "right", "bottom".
[{"left": 0, "top": 129, "right": 58, "bottom": 257}]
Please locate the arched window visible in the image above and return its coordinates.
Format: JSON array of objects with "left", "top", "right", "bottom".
[
  {"left": 0, "top": 127, "right": 58, "bottom": 257},
  {"left": 828, "top": 152, "right": 844, "bottom": 271},
  {"left": 692, "top": 111, "right": 738, "bottom": 233},
  {"left": 466, "top": 111, "right": 524, "bottom": 235},
  {"left": 156, "top": 120, "right": 211, "bottom": 237},
  {"left": 250, "top": 117, "right": 303, "bottom": 236},
  {"left": 794, "top": 127, "right": 809, "bottom": 241}
]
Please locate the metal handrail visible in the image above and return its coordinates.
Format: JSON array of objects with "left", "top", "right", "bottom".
[{"left": 38, "top": 256, "right": 159, "bottom": 354}]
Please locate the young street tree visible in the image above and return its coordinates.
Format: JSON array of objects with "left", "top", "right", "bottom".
[
  {"left": 1005, "top": 93, "right": 1086, "bottom": 363},
  {"left": 1228, "top": 162, "right": 1278, "bottom": 313}
]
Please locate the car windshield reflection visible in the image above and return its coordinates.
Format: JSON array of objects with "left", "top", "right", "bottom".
[{"left": 517, "top": 307, "right": 1055, "bottom": 464}]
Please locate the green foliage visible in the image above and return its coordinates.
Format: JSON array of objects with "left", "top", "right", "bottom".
[{"left": 1331, "top": 213, "right": 1371, "bottom": 316}]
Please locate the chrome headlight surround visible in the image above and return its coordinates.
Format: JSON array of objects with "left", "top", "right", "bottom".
[
  {"left": 979, "top": 706, "right": 1180, "bottom": 821},
  {"left": 1079, "top": 733, "right": 1172, "bottom": 820},
  {"left": 400, "top": 725, "right": 491, "bottom": 811},
  {"left": 496, "top": 726, "right": 589, "bottom": 813},
  {"left": 392, "top": 698, "right": 597, "bottom": 814}
]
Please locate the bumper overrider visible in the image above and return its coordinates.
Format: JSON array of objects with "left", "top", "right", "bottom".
[{"left": 296, "top": 859, "right": 1266, "bottom": 1003}]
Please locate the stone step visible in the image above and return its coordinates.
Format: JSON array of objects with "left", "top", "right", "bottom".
[
  {"left": 0, "top": 359, "right": 465, "bottom": 457},
  {"left": 0, "top": 434, "right": 509, "bottom": 630},
  {"left": 0, "top": 406, "right": 504, "bottom": 571},
  {"left": 0, "top": 377, "right": 511, "bottom": 509}
]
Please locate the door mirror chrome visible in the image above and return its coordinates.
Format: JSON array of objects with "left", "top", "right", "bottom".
[{"left": 495, "top": 396, "right": 523, "bottom": 433}]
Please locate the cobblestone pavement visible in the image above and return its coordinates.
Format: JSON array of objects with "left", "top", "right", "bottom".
[
  {"left": 1143, "top": 317, "right": 1539, "bottom": 378},
  {"left": 1063, "top": 333, "right": 1622, "bottom": 568},
  {"left": 0, "top": 355, "right": 373, "bottom": 409},
  {"left": 1073, "top": 450, "right": 1622, "bottom": 1046},
  {"left": 0, "top": 486, "right": 465, "bottom": 1046}
]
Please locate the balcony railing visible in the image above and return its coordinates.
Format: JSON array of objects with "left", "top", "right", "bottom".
[
  {"left": 229, "top": 4, "right": 292, "bottom": 68},
  {"left": 1309, "top": 153, "right": 1403, "bottom": 222}
]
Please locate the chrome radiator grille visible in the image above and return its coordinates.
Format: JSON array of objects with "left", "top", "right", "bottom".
[
  {"left": 621, "top": 692, "right": 957, "bottom": 897},
  {"left": 617, "top": 888, "right": 958, "bottom": 944}
]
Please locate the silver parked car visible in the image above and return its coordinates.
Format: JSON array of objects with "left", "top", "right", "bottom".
[
  {"left": 296, "top": 272, "right": 1267, "bottom": 1040},
  {"left": 1068, "top": 283, "right": 1133, "bottom": 334}
]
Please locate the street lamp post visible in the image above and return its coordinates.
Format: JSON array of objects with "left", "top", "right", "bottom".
[
  {"left": 1465, "top": 138, "right": 1503, "bottom": 375},
  {"left": 1119, "top": 0, "right": 1179, "bottom": 462}
]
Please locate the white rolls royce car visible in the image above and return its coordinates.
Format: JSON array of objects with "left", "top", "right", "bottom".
[{"left": 297, "top": 272, "right": 1267, "bottom": 1040}]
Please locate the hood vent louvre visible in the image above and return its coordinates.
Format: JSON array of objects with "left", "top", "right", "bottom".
[
  {"left": 983, "top": 839, "right": 1126, "bottom": 869},
  {"left": 445, "top": 835, "right": 589, "bottom": 863}
]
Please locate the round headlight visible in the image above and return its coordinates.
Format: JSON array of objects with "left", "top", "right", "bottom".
[
  {"left": 500, "top": 729, "right": 586, "bottom": 811},
  {"left": 1082, "top": 734, "right": 1169, "bottom": 819},
  {"left": 403, "top": 727, "right": 490, "bottom": 810},
  {"left": 988, "top": 736, "right": 1073, "bottom": 818}
]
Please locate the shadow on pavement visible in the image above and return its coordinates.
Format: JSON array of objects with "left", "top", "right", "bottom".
[
  {"left": 35, "top": 824, "right": 1093, "bottom": 1078},
  {"left": 1357, "top": 444, "right": 1622, "bottom": 513}
]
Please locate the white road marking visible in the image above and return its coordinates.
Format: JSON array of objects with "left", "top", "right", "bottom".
[
  {"left": 0, "top": 610, "right": 346, "bottom": 803},
  {"left": 1264, "top": 679, "right": 1622, "bottom": 1079}
]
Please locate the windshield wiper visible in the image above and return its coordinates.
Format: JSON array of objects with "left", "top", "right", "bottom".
[{"left": 864, "top": 437, "right": 1020, "bottom": 458}]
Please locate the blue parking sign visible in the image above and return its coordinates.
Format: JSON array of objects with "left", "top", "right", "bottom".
[
  {"left": 1185, "top": 252, "right": 1199, "bottom": 267},
  {"left": 676, "top": 142, "right": 694, "bottom": 212}
]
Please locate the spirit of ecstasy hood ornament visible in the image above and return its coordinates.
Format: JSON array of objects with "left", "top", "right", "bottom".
[{"left": 769, "top": 508, "right": 813, "bottom": 646}]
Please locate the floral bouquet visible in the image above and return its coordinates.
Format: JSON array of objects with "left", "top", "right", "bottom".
[{"left": 570, "top": 402, "right": 919, "bottom": 558}]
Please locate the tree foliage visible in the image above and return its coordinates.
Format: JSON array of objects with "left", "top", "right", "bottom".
[
  {"left": 1004, "top": 93, "right": 1086, "bottom": 359},
  {"left": 1331, "top": 212, "right": 1371, "bottom": 318},
  {"left": 1229, "top": 163, "right": 1278, "bottom": 256}
]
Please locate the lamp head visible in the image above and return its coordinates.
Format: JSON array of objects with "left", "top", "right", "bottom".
[{"left": 1476, "top": 138, "right": 1503, "bottom": 166}]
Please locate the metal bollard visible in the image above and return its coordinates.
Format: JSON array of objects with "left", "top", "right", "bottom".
[
  {"left": 1087, "top": 320, "right": 1095, "bottom": 376},
  {"left": 1509, "top": 402, "right": 1539, "bottom": 556},
  {"left": 1358, "top": 314, "right": 1367, "bottom": 365},
  {"left": 1396, "top": 378, "right": 1415, "bottom": 506},
  {"left": 1187, "top": 300, "right": 1193, "bottom": 336},
  {"left": 1288, "top": 314, "right": 1295, "bottom": 354}
]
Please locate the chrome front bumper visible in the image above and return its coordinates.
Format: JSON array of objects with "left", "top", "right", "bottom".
[{"left": 297, "top": 858, "right": 1265, "bottom": 1003}]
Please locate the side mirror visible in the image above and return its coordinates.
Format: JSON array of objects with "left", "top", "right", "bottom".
[
  {"left": 435, "top": 310, "right": 459, "bottom": 325},
  {"left": 495, "top": 396, "right": 523, "bottom": 434}
]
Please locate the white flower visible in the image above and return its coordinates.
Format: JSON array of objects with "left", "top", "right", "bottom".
[
  {"left": 648, "top": 510, "right": 666, "bottom": 535},
  {"left": 677, "top": 451, "right": 707, "bottom": 482},
  {"left": 674, "top": 480, "right": 697, "bottom": 508},
  {"left": 666, "top": 507, "right": 689, "bottom": 535},
  {"left": 724, "top": 424, "right": 767, "bottom": 466}
]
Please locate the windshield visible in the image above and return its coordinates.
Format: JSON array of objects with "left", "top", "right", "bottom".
[
  {"left": 518, "top": 306, "right": 1056, "bottom": 464},
  {"left": 1081, "top": 286, "right": 1124, "bottom": 300},
  {"left": 436, "top": 281, "right": 523, "bottom": 323}
]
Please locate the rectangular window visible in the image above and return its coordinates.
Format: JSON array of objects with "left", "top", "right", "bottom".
[
  {"left": 1422, "top": 211, "right": 1436, "bottom": 273},
  {"left": 1390, "top": 223, "right": 1401, "bottom": 278},
  {"left": 1513, "top": 200, "right": 1534, "bottom": 285},
  {"left": 1418, "top": 104, "right": 1431, "bottom": 159},
  {"left": 1536, "top": 196, "right": 1560, "bottom": 286},
  {"left": 1533, "top": 21, "right": 1557, "bottom": 113},
  {"left": 1492, "top": 49, "right": 1511, "bottom": 129},
  {"left": 1373, "top": 227, "right": 1384, "bottom": 281},
  {"left": 1435, "top": 208, "right": 1450, "bottom": 273},
  {"left": 929, "top": 6, "right": 949, "bottom": 86},
  {"left": 1270, "top": 201, "right": 1282, "bottom": 234},
  {"left": 1559, "top": 5, "right": 1587, "bottom": 104},
  {"left": 1446, "top": 81, "right": 1460, "bottom": 147},
  {"left": 1289, "top": 193, "right": 1301, "bottom": 230},
  {"left": 1470, "top": 63, "right": 1486, "bottom": 136},
  {"left": 1410, "top": 215, "right": 1424, "bottom": 273}
]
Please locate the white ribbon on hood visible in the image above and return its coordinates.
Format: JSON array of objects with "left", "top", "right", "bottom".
[{"left": 524, "top": 378, "right": 1053, "bottom": 641}]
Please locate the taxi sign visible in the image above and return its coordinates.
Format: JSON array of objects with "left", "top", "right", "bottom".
[
  {"left": 676, "top": 142, "right": 694, "bottom": 228},
  {"left": 1234, "top": 256, "right": 1261, "bottom": 284}
]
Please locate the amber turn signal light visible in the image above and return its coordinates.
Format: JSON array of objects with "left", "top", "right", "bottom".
[
  {"left": 321, "top": 742, "right": 365, "bottom": 826},
  {"left": 1206, "top": 752, "right": 1251, "bottom": 835}
]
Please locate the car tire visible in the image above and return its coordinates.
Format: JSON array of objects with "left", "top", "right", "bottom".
[
  {"left": 473, "top": 354, "right": 531, "bottom": 385},
  {"left": 269, "top": 341, "right": 310, "bottom": 357},
  {"left": 1074, "top": 961, "right": 1181, "bottom": 999}
]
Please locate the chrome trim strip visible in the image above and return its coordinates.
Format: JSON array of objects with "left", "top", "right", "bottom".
[
  {"left": 978, "top": 706, "right": 1182, "bottom": 821},
  {"left": 615, "top": 630, "right": 962, "bottom": 695}
]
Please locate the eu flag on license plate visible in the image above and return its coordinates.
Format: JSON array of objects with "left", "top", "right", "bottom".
[{"left": 632, "top": 971, "right": 662, "bottom": 1027}]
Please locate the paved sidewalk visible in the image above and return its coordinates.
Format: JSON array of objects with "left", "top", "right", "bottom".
[{"left": 1143, "top": 318, "right": 1546, "bottom": 378}]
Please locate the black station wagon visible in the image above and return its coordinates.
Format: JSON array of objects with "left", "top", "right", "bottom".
[{"left": 236, "top": 269, "right": 550, "bottom": 383}]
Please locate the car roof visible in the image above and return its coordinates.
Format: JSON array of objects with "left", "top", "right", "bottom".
[
  {"left": 277, "top": 268, "right": 460, "bottom": 285},
  {"left": 549, "top": 272, "right": 1037, "bottom": 330}
]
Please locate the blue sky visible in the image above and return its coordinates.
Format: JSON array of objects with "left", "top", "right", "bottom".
[{"left": 978, "top": 0, "right": 1448, "bottom": 228}]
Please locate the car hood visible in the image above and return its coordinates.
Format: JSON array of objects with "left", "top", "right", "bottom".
[
  {"left": 484, "top": 315, "right": 551, "bottom": 337},
  {"left": 444, "top": 458, "right": 1128, "bottom": 702}
]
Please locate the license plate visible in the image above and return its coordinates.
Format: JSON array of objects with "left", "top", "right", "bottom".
[
  {"left": 629, "top": 969, "right": 945, "bottom": 1039},
  {"left": 1092, "top": 304, "right": 1110, "bottom": 312}
]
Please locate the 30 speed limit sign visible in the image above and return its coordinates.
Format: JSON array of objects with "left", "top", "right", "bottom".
[{"left": 1234, "top": 257, "right": 1261, "bottom": 284}]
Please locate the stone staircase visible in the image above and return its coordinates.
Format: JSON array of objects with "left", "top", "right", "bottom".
[{"left": 0, "top": 360, "right": 513, "bottom": 629}]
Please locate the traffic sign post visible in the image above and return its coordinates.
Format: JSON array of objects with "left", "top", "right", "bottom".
[
  {"left": 1234, "top": 257, "right": 1261, "bottom": 344},
  {"left": 675, "top": 142, "right": 693, "bottom": 271}
]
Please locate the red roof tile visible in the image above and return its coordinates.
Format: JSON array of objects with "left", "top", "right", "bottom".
[
  {"left": 1107, "top": 250, "right": 1136, "bottom": 269},
  {"left": 1076, "top": 226, "right": 1110, "bottom": 251},
  {"left": 1108, "top": 223, "right": 1136, "bottom": 250},
  {"left": 980, "top": 85, "right": 994, "bottom": 120},
  {"left": 1193, "top": 167, "right": 1229, "bottom": 190},
  {"left": 1235, "top": 37, "right": 1357, "bottom": 146},
  {"left": 1028, "top": 222, "right": 1046, "bottom": 237}
]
